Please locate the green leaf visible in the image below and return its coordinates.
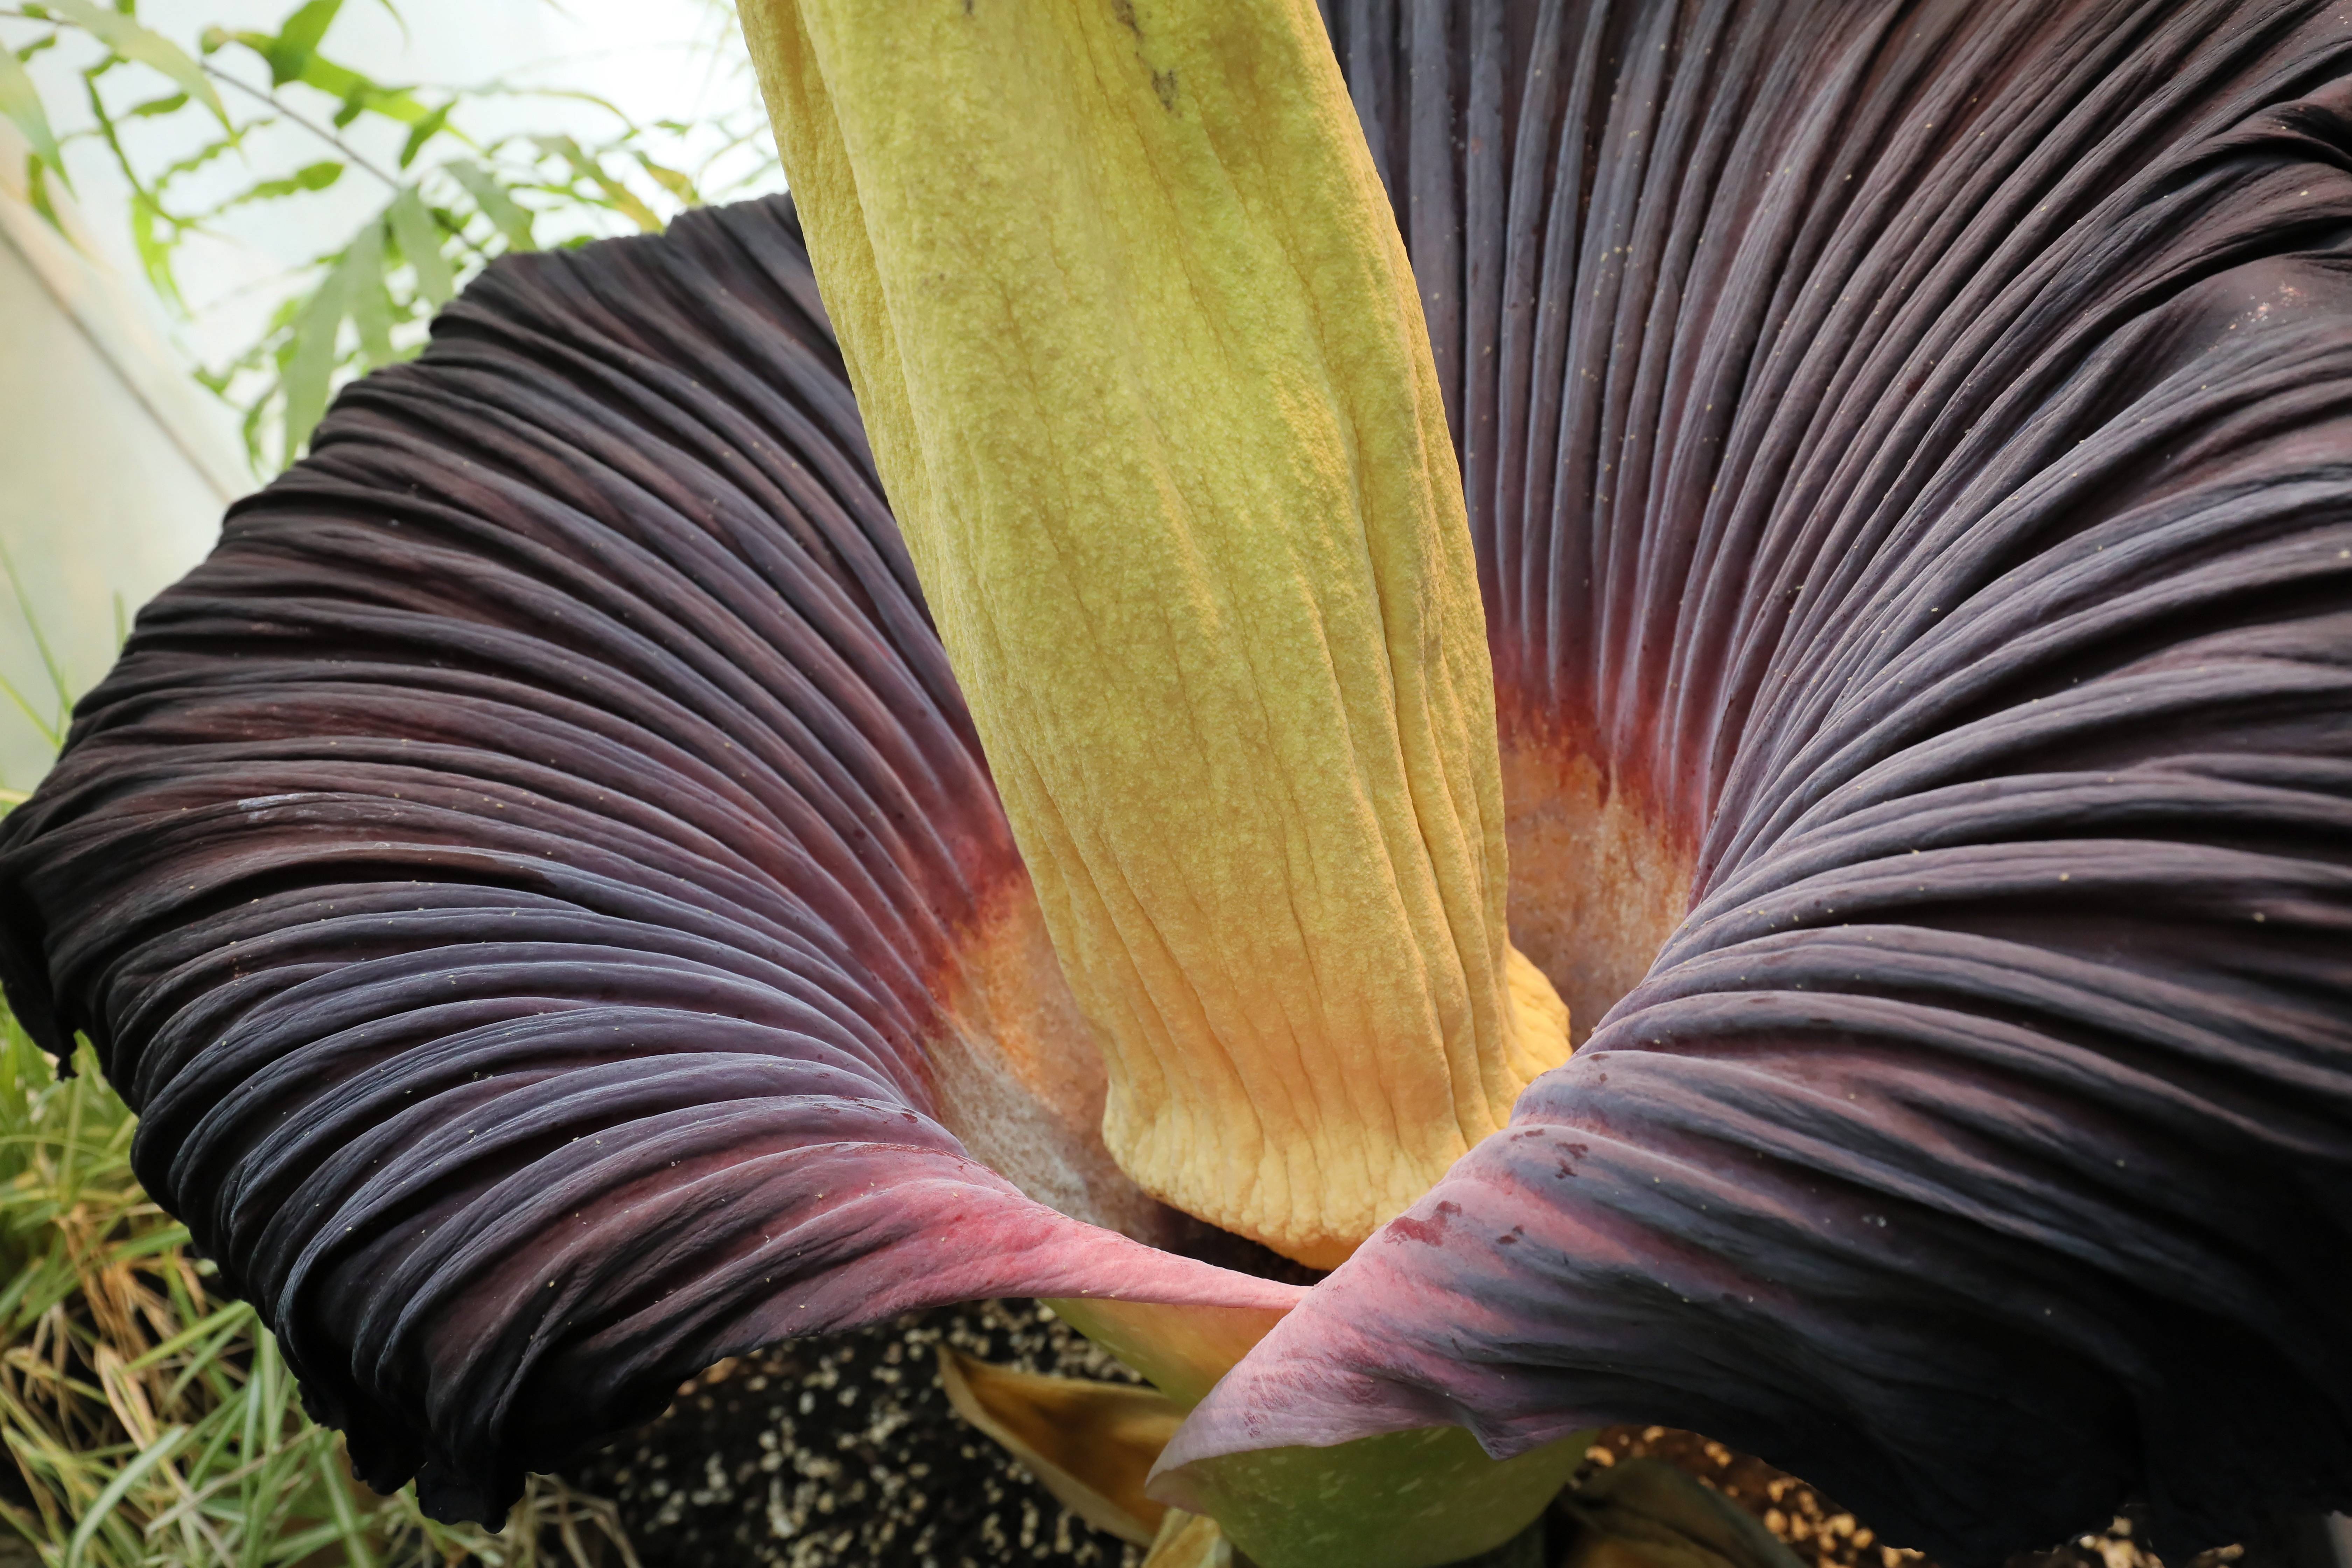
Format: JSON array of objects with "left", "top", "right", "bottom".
[
  {"left": 211, "top": 25, "right": 437, "bottom": 127},
  {"left": 127, "top": 188, "right": 183, "bottom": 310},
  {"left": 42, "top": 0, "right": 227, "bottom": 125},
  {"left": 273, "top": 158, "right": 344, "bottom": 195},
  {"left": 386, "top": 183, "right": 453, "bottom": 305},
  {"left": 123, "top": 89, "right": 189, "bottom": 116},
  {"left": 0, "top": 41, "right": 64, "bottom": 172},
  {"left": 533, "top": 131, "right": 661, "bottom": 232},
  {"left": 397, "top": 98, "right": 448, "bottom": 169},
  {"left": 262, "top": 0, "right": 341, "bottom": 86},
  {"left": 447, "top": 158, "right": 533, "bottom": 250},
  {"left": 22, "top": 152, "right": 64, "bottom": 229},
  {"left": 634, "top": 152, "right": 698, "bottom": 205},
  {"left": 345, "top": 217, "right": 392, "bottom": 365},
  {"left": 1153, "top": 1427, "right": 1588, "bottom": 1568},
  {"left": 279, "top": 258, "right": 348, "bottom": 461},
  {"left": 210, "top": 158, "right": 343, "bottom": 215},
  {"left": 156, "top": 128, "right": 238, "bottom": 184},
  {"left": 321, "top": 69, "right": 432, "bottom": 125}
]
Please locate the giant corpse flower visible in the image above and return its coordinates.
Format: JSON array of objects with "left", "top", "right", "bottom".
[{"left": 2, "top": 1, "right": 2350, "bottom": 1564}]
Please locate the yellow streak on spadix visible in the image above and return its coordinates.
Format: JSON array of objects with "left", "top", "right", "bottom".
[{"left": 742, "top": 0, "right": 1568, "bottom": 1267}]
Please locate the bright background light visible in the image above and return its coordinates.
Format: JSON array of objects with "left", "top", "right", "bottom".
[
  {"left": 60, "top": 0, "right": 770, "bottom": 366},
  {"left": 0, "top": 0, "right": 779, "bottom": 794}
]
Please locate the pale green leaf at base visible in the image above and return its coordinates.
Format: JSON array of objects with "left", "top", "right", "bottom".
[
  {"left": 1150, "top": 1425, "right": 1590, "bottom": 1568},
  {"left": 1043, "top": 1296, "right": 1291, "bottom": 1410}
]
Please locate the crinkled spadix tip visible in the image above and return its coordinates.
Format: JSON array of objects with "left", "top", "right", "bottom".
[{"left": 744, "top": 0, "right": 1569, "bottom": 1268}]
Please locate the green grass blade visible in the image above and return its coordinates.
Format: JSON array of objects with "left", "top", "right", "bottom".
[
  {"left": 61, "top": 1423, "right": 186, "bottom": 1568},
  {"left": 125, "top": 1299, "right": 251, "bottom": 1374}
]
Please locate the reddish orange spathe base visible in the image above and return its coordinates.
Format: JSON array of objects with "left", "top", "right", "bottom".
[{"left": 1497, "top": 713, "right": 1694, "bottom": 1046}]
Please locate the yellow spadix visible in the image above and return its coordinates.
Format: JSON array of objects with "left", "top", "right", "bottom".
[{"left": 742, "top": 0, "right": 1568, "bottom": 1268}]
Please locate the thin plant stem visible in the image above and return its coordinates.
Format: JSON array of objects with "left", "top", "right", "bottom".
[{"left": 200, "top": 61, "right": 401, "bottom": 189}]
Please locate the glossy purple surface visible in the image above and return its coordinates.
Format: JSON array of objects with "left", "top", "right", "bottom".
[
  {"left": 5, "top": 5, "right": 2351, "bottom": 1559},
  {"left": 0, "top": 202, "right": 1293, "bottom": 1521},
  {"left": 1172, "top": 3, "right": 2352, "bottom": 1562}
]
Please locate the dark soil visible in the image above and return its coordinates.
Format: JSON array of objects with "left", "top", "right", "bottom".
[
  {"left": 565, "top": 1301, "right": 1145, "bottom": 1568},
  {"left": 567, "top": 1304, "right": 2287, "bottom": 1568},
  {"left": 1573, "top": 1427, "right": 2254, "bottom": 1568},
  {"left": 1566, "top": 1425, "right": 1927, "bottom": 1568}
]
